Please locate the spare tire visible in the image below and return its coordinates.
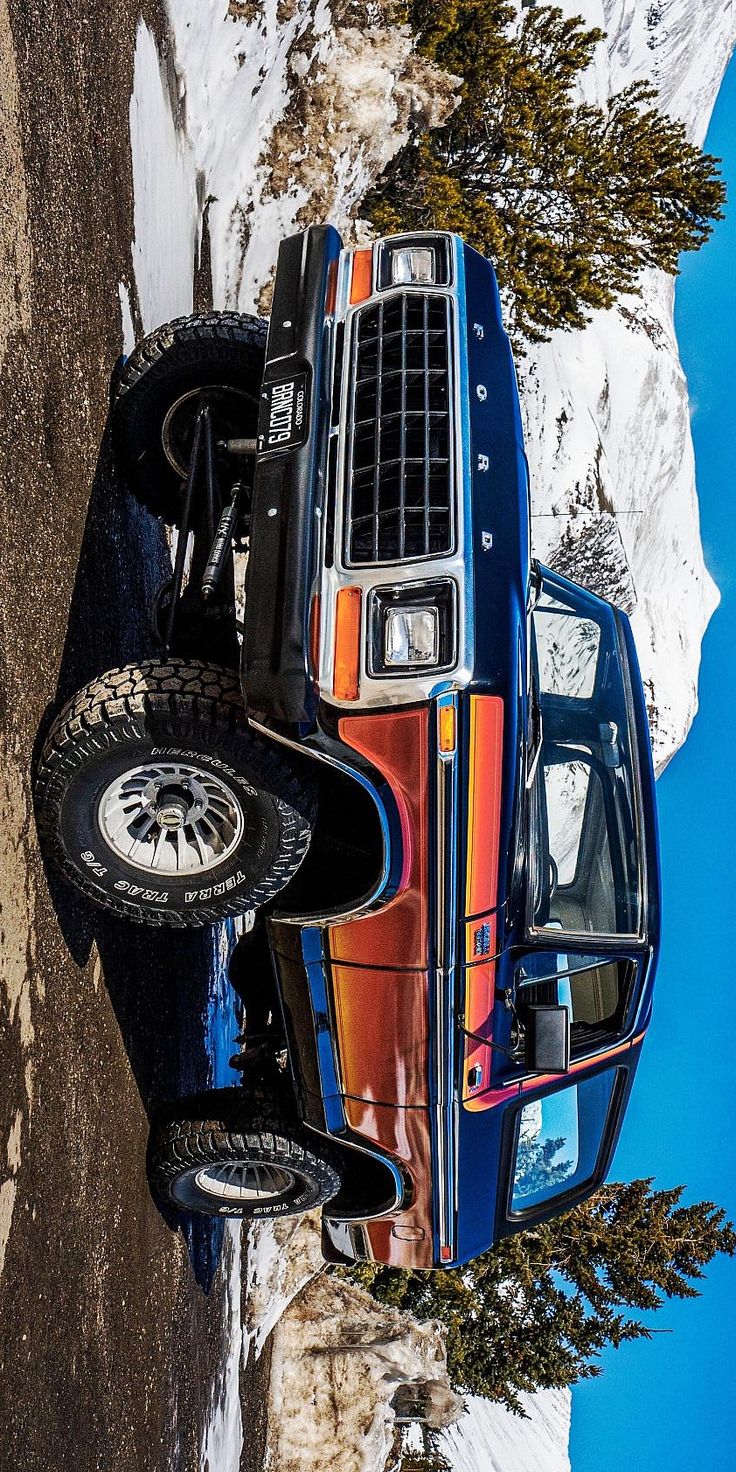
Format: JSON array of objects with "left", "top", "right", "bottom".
[{"left": 112, "top": 311, "right": 267, "bottom": 523}]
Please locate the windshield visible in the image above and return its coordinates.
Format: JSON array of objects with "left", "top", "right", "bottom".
[
  {"left": 528, "top": 573, "right": 643, "bottom": 938},
  {"left": 510, "top": 1067, "right": 618, "bottom": 1214}
]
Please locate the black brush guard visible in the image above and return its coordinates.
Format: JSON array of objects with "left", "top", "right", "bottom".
[{"left": 241, "top": 225, "right": 342, "bottom": 726}]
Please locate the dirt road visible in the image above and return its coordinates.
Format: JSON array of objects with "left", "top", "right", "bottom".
[{"left": 0, "top": 4, "right": 251, "bottom": 1467}]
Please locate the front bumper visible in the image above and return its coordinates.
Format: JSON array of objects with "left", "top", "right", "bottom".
[{"left": 242, "top": 224, "right": 341, "bottom": 724}]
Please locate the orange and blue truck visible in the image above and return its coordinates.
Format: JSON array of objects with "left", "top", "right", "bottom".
[{"left": 34, "top": 227, "right": 661, "bottom": 1267}]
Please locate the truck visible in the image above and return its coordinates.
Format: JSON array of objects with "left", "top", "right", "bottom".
[{"left": 33, "top": 227, "right": 661, "bottom": 1268}]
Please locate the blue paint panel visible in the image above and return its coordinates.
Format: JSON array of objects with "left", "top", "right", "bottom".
[
  {"left": 301, "top": 926, "right": 346, "bottom": 1133},
  {"left": 453, "top": 1102, "right": 507, "bottom": 1264},
  {"left": 462, "top": 241, "right": 529, "bottom": 695},
  {"left": 204, "top": 920, "right": 244, "bottom": 1090}
]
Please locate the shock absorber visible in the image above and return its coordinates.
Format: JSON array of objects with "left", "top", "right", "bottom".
[{"left": 202, "top": 481, "right": 248, "bottom": 600}]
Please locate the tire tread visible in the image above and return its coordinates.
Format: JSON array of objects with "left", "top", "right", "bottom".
[
  {"left": 149, "top": 1092, "right": 343, "bottom": 1218},
  {"left": 34, "top": 658, "right": 315, "bottom": 926}
]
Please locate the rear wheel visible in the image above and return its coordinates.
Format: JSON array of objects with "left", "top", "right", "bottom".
[
  {"left": 150, "top": 1093, "right": 343, "bottom": 1218},
  {"left": 33, "top": 659, "right": 315, "bottom": 927},
  {"left": 112, "top": 311, "right": 267, "bottom": 523}
]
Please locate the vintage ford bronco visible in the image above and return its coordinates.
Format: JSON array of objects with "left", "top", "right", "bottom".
[{"left": 34, "top": 228, "right": 660, "bottom": 1267}]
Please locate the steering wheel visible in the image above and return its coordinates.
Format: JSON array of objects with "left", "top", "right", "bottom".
[{"left": 548, "top": 855, "right": 559, "bottom": 903}]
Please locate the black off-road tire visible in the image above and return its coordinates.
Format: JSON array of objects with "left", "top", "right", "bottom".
[
  {"left": 33, "top": 659, "right": 316, "bottom": 927},
  {"left": 149, "top": 1091, "right": 344, "bottom": 1219},
  {"left": 112, "top": 311, "right": 268, "bottom": 523}
]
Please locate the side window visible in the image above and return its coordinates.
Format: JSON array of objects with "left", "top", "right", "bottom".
[
  {"left": 543, "top": 756, "right": 616, "bottom": 920},
  {"left": 515, "top": 951, "right": 635, "bottom": 1055},
  {"left": 527, "top": 574, "right": 644, "bottom": 942},
  {"left": 533, "top": 601, "right": 601, "bottom": 701}
]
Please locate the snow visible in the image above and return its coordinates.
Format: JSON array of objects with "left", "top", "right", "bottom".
[
  {"left": 517, "top": 0, "right": 736, "bottom": 767},
  {"left": 264, "top": 1275, "right": 463, "bottom": 1472},
  {"left": 128, "top": 19, "right": 198, "bottom": 334},
  {"left": 120, "top": 1, "right": 736, "bottom": 1466},
  {"left": 243, "top": 1211, "right": 326, "bottom": 1361},
  {"left": 164, "top": 0, "right": 456, "bottom": 315},
  {"left": 440, "top": 1390, "right": 572, "bottom": 1472},
  {"left": 117, "top": 281, "right": 135, "bottom": 355},
  {"left": 200, "top": 1222, "right": 244, "bottom": 1472}
]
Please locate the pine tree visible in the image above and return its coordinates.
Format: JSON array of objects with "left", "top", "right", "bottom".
[
  {"left": 349, "top": 1181, "right": 736, "bottom": 1415},
  {"left": 364, "top": 1, "right": 726, "bottom": 340}
]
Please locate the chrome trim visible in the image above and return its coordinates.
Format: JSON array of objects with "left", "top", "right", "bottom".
[
  {"left": 432, "top": 702, "right": 459, "bottom": 1260},
  {"left": 343, "top": 293, "right": 455, "bottom": 568},
  {"left": 375, "top": 231, "right": 456, "bottom": 291},
  {"left": 318, "top": 236, "right": 474, "bottom": 711}
]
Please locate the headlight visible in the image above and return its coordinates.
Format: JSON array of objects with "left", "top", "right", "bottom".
[
  {"left": 384, "top": 606, "right": 439, "bottom": 666},
  {"left": 369, "top": 580, "right": 457, "bottom": 675},
  {"left": 390, "top": 246, "right": 436, "bottom": 286},
  {"left": 378, "top": 236, "right": 451, "bottom": 290}
]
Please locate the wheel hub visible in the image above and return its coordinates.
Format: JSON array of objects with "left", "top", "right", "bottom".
[
  {"left": 155, "top": 795, "right": 189, "bottom": 830},
  {"left": 193, "top": 1161, "right": 295, "bottom": 1203},
  {"left": 161, "top": 384, "right": 256, "bottom": 478},
  {"left": 98, "top": 760, "right": 245, "bottom": 875}
]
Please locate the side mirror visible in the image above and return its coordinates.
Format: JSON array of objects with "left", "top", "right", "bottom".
[{"left": 524, "top": 1005, "right": 571, "bottom": 1074}]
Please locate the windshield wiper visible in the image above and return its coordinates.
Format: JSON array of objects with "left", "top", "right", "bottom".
[{"left": 526, "top": 684, "right": 544, "bottom": 790}]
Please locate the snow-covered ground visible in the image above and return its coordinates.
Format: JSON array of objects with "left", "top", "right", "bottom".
[
  {"left": 440, "top": 1390, "right": 572, "bottom": 1472},
  {"left": 200, "top": 1222, "right": 244, "bottom": 1472},
  {"left": 119, "top": 1, "right": 736, "bottom": 1467}
]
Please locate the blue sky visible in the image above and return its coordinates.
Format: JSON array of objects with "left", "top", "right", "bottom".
[{"left": 570, "top": 56, "right": 736, "bottom": 1472}]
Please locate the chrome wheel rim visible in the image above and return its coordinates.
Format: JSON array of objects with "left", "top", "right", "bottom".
[
  {"left": 194, "top": 1161, "right": 296, "bottom": 1203},
  {"left": 98, "top": 761, "right": 244, "bottom": 875}
]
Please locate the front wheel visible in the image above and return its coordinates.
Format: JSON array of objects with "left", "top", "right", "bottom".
[
  {"left": 33, "top": 659, "right": 316, "bottom": 927},
  {"left": 149, "top": 1093, "right": 344, "bottom": 1218}
]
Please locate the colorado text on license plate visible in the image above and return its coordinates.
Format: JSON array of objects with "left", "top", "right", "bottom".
[{"left": 258, "top": 374, "right": 309, "bottom": 453}]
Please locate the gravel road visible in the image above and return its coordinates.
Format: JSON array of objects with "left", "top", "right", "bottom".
[{"left": 0, "top": 5, "right": 258, "bottom": 1468}]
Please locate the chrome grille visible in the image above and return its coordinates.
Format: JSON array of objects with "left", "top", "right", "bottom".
[{"left": 345, "top": 293, "right": 453, "bottom": 565}]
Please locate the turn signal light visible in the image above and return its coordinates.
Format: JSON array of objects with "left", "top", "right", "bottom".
[
  {"left": 349, "top": 248, "right": 374, "bottom": 304},
  {"left": 309, "top": 593, "right": 321, "bottom": 680},
  {"left": 333, "top": 587, "right": 362, "bottom": 700},
  {"left": 438, "top": 703, "right": 456, "bottom": 753}
]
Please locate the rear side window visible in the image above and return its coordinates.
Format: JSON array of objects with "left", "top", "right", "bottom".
[{"left": 510, "top": 1068, "right": 619, "bottom": 1215}]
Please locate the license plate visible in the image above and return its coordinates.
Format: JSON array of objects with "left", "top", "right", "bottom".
[{"left": 257, "top": 372, "right": 309, "bottom": 454}]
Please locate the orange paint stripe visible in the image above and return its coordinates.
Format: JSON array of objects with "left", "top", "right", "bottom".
[
  {"left": 462, "top": 942, "right": 497, "bottom": 1107},
  {"left": 465, "top": 696, "right": 504, "bottom": 916},
  {"left": 325, "top": 258, "right": 338, "bottom": 314},
  {"left": 331, "top": 708, "right": 430, "bottom": 966},
  {"left": 331, "top": 964, "right": 430, "bottom": 1105}
]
